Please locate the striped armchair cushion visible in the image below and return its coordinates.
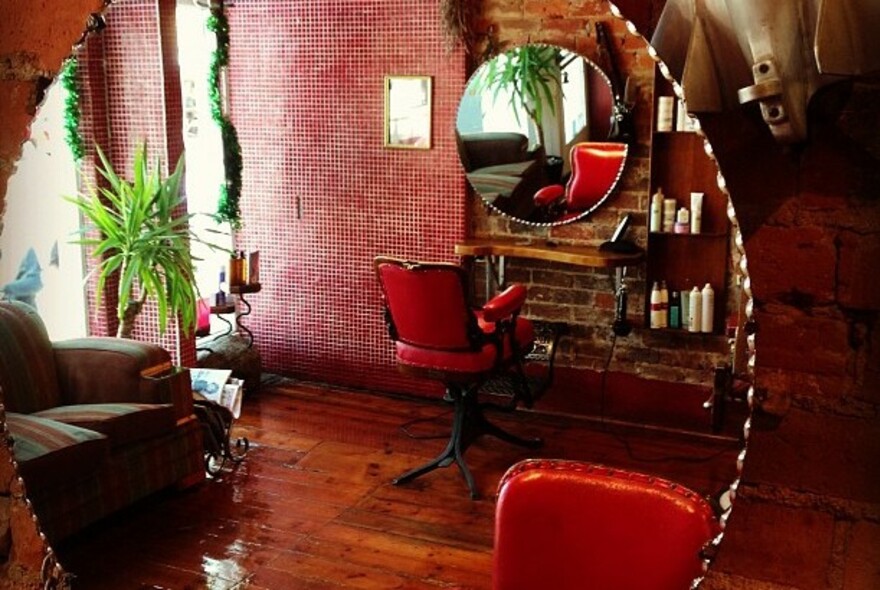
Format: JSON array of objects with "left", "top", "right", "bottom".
[
  {"left": 6, "top": 413, "right": 109, "bottom": 490},
  {"left": 33, "top": 403, "right": 176, "bottom": 448},
  {"left": 0, "top": 302, "right": 63, "bottom": 413}
]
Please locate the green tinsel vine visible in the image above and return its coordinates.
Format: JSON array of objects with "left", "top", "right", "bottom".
[
  {"left": 207, "top": 7, "right": 243, "bottom": 229},
  {"left": 59, "top": 58, "right": 85, "bottom": 162}
]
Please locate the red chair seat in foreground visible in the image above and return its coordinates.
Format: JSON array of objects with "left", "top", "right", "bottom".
[
  {"left": 374, "top": 256, "right": 542, "bottom": 499},
  {"left": 493, "top": 459, "right": 720, "bottom": 590}
]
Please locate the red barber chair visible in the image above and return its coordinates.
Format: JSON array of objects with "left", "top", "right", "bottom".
[
  {"left": 374, "top": 256, "right": 542, "bottom": 499},
  {"left": 493, "top": 459, "right": 720, "bottom": 590},
  {"left": 534, "top": 142, "right": 628, "bottom": 220}
]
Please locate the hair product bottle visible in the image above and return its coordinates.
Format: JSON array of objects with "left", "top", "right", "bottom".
[
  {"left": 659, "top": 281, "right": 669, "bottom": 328},
  {"left": 690, "top": 192, "right": 704, "bottom": 234},
  {"left": 669, "top": 290, "right": 681, "bottom": 329},
  {"left": 701, "top": 283, "right": 715, "bottom": 333},
  {"left": 680, "top": 289, "right": 690, "bottom": 329},
  {"left": 650, "top": 282, "right": 662, "bottom": 329},
  {"left": 650, "top": 188, "right": 664, "bottom": 232},
  {"left": 688, "top": 286, "right": 702, "bottom": 333}
]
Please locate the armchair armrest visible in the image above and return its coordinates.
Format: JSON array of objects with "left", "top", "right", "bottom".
[
  {"left": 53, "top": 337, "right": 194, "bottom": 419},
  {"left": 482, "top": 284, "right": 527, "bottom": 323}
]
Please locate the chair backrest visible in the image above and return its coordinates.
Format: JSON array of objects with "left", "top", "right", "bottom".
[
  {"left": 374, "top": 257, "right": 478, "bottom": 351},
  {"left": 0, "top": 302, "right": 63, "bottom": 413},
  {"left": 565, "top": 142, "right": 628, "bottom": 211},
  {"left": 493, "top": 459, "right": 719, "bottom": 590}
]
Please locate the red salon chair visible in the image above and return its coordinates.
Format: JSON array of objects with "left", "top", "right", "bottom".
[
  {"left": 374, "top": 256, "right": 542, "bottom": 499},
  {"left": 533, "top": 142, "right": 628, "bottom": 220},
  {"left": 493, "top": 459, "right": 720, "bottom": 590}
]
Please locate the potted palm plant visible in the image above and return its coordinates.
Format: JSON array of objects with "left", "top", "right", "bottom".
[
  {"left": 68, "top": 143, "right": 208, "bottom": 339},
  {"left": 473, "top": 44, "right": 562, "bottom": 148}
]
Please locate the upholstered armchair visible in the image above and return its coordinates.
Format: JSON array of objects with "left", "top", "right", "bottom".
[{"left": 0, "top": 301, "right": 204, "bottom": 542}]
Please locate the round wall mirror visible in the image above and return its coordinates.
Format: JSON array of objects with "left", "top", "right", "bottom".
[{"left": 456, "top": 43, "right": 627, "bottom": 226}]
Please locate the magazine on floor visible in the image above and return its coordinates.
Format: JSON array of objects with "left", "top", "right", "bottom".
[{"left": 190, "top": 368, "right": 244, "bottom": 418}]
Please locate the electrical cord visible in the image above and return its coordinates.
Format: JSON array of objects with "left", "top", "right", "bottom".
[
  {"left": 598, "top": 329, "right": 739, "bottom": 465},
  {"left": 398, "top": 407, "right": 454, "bottom": 440}
]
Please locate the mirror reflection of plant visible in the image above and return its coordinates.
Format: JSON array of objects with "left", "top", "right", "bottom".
[
  {"left": 67, "top": 143, "right": 224, "bottom": 339},
  {"left": 473, "top": 45, "right": 562, "bottom": 147}
]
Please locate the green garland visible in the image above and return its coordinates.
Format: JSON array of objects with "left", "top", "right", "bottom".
[
  {"left": 59, "top": 58, "right": 85, "bottom": 163},
  {"left": 207, "top": 7, "right": 243, "bottom": 229}
]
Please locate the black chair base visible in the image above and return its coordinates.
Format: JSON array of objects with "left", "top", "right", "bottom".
[{"left": 393, "top": 384, "right": 542, "bottom": 499}]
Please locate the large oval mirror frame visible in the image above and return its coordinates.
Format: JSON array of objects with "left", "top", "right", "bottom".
[
  {"left": 456, "top": 43, "right": 628, "bottom": 226},
  {"left": 0, "top": 4, "right": 757, "bottom": 588}
]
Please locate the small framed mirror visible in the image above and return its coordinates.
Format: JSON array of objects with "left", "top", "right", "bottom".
[{"left": 384, "top": 75, "right": 432, "bottom": 149}]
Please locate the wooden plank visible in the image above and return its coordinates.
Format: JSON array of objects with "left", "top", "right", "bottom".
[{"left": 455, "top": 237, "right": 644, "bottom": 268}]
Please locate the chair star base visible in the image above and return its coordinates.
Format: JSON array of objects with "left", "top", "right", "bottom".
[{"left": 393, "top": 384, "right": 542, "bottom": 499}]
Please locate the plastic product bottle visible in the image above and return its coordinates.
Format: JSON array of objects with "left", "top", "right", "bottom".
[
  {"left": 650, "top": 188, "right": 664, "bottom": 233},
  {"left": 659, "top": 281, "right": 669, "bottom": 328},
  {"left": 650, "top": 282, "right": 662, "bottom": 329},
  {"left": 669, "top": 291, "right": 681, "bottom": 329},
  {"left": 688, "top": 286, "right": 702, "bottom": 333},
  {"left": 216, "top": 267, "right": 227, "bottom": 306},
  {"left": 701, "top": 283, "right": 715, "bottom": 333}
]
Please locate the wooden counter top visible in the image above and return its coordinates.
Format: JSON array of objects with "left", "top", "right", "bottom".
[{"left": 455, "top": 238, "right": 643, "bottom": 269}]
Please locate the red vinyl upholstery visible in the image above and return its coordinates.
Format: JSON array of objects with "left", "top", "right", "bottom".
[
  {"left": 375, "top": 259, "right": 534, "bottom": 377},
  {"left": 533, "top": 142, "right": 628, "bottom": 215},
  {"left": 374, "top": 257, "right": 542, "bottom": 498},
  {"left": 493, "top": 459, "right": 720, "bottom": 590}
]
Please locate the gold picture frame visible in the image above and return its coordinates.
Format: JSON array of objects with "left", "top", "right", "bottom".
[{"left": 384, "top": 75, "right": 432, "bottom": 149}]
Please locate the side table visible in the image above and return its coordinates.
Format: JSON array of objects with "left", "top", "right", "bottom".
[{"left": 229, "top": 283, "right": 261, "bottom": 348}]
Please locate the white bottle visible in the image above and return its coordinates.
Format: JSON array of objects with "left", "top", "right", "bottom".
[
  {"left": 690, "top": 192, "right": 704, "bottom": 234},
  {"left": 650, "top": 188, "right": 663, "bottom": 233},
  {"left": 650, "top": 282, "right": 661, "bottom": 329},
  {"left": 659, "top": 281, "right": 669, "bottom": 328},
  {"left": 701, "top": 283, "right": 715, "bottom": 333},
  {"left": 656, "top": 96, "right": 674, "bottom": 132},
  {"left": 688, "top": 286, "right": 702, "bottom": 333}
]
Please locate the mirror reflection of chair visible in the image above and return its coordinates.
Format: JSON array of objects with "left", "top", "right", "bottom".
[
  {"left": 374, "top": 256, "right": 542, "bottom": 499},
  {"left": 533, "top": 142, "right": 628, "bottom": 221},
  {"left": 493, "top": 459, "right": 720, "bottom": 590}
]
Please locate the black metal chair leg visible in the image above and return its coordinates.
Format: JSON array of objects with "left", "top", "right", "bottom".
[
  {"left": 393, "top": 390, "right": 466, "bottom": 486},
  {"left": 393, "top": 382, "right": 539, "bottom": 499}
]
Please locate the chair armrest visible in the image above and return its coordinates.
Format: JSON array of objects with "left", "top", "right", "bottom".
[
  {"left": 534, "top": 184, "right": 565, "bottom": 207},
  {"left": 482, "top": 284, "right": 527, "bottom": 323},
  {"left": 53, "top": 337, "right": 193, "bottom": 419}
]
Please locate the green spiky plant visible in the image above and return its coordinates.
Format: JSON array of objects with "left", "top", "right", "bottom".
[
  {"left": 67, "top": 143, "right": 204, "bottom": 339},
  {"left": 471, "top": 44, "right": 562, "bottom": 148}
]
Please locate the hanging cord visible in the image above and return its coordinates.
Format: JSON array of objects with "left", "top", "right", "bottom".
[
  {"left": 399, "top": 407, "right": 454, "bottom": 440},
  {"left": 599, "top": 331, "right": 738, "bottom": 464}
]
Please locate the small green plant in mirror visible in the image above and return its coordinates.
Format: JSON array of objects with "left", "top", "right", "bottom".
[
  {"left": 67, "top": 143, "right": 217, "bottom": 339},
  {"left": 472, "top": 45, "right": 562, "bottom": 147}
]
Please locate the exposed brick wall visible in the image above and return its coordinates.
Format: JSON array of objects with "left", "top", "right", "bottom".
[
  {"left": 480, "top": 2, "right": 880, "bottom": 589},
  {"left": 474, "top": 0, "right": 731, "bottom": 416}
]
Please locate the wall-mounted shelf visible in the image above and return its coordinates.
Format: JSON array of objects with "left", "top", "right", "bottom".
[{"left": 646, "top": 69, "right": 730, "bottom": 334}]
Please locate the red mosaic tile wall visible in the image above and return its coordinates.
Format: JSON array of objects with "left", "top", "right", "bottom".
[
  {"left": 226, "top": 0, "right": 467, "bottom": 394},
  {"left": 78, "top": 0, "right": 194, "bottom": 365}
]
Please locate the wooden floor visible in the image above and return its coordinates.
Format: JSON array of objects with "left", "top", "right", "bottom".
[{"left": 56, "top": 377, "right": 740, "bottom": 589}]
